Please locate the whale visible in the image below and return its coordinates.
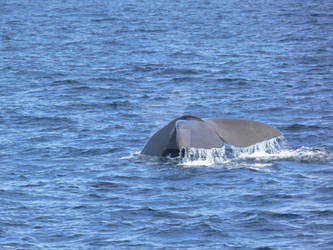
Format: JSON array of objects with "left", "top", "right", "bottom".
[{"left": 141, "top": 115, "right": 282, "bottom": 157}]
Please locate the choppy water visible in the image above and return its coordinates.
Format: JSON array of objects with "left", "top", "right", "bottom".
[{"left": 1, "top": 0, "right": 333, "bottom": 249}]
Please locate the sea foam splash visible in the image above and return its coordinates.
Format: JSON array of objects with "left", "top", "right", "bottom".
[
  {"left": 125, "top": 137, "right": 331, "bottom": 168},
  {"left": 181, "top": 146, "right": 227, "bottom": 166},
  {"left": 180, "top": 137, "right": 283, "bottom": 167},
  {"left": 231, "top": 137, "right": 284, "bottom": 158},
  {"left": 178, "top": 137, "right": 331, "bottom": 167}
]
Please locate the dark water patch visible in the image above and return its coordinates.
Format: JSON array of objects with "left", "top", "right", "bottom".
[
  {"left": 64, "top": 101, "right": 131, "bottom": 111},
  {"left": 91, "top": 181, "right": 127, "bottom": 190},
  {"left": 72, "top": 204, "right": 90, "bottom": 210},
  {"left": 172, "top": 76, "right": 198, "bottom": 82},
  {"left": 68, "top": 86, "right": 94, "bottom": 93},
  {"left": 111, "top": 175, "right": 147, "bottom": 181},
  {"left": 88, "top": 77, "right": 124, "bottom": 83},
  {"left": 216, "top": 77, "right": 250, "bottom": 85},
  {"left": 283, "top": 124, "right": 329, "bottom": 132},
  {"left": 169, "top": 51, "right": 204, "bottom": 60},
  {"left": 130, "top": 63, "right": 162, "bottom": 73},
  {"left": 156, "top": 67, "right": 201, "bottom": 76},
  {"left": 133, "top": 49, "right": 158, "bottom": 55},
  {"left": 134, "top": 28, "right": 167, "bottom": 33},
  {"left": 263, "top": 211, "right": 301, "bottom": 220},
  {"left": 58, "top": 147, "right": 119, "bottom": 158},
  {"left": 103, "top": 39, "right": 121, "bottom": 46},
  {"left": 51, "top": 79, "right": 81, "bottom": 86},
  {"left": 305, "top": 223, "right": 333, "bottom": 231},
  {"left": 15, "top": 115, "right": 75, "bottom": 128},
  {"left": 315, "top": 186, "right": 333, "bottom": 194},
  {"left": 119, "top": 112, "right": 140, "bottom": 118},
  {"left": 308, "top": 167, "right": 333, "bottom": 176},
  {"left": 91, "top": 17, "right": 119, "bottom": 23},
  {"left": 27, "top": 134, "right": 63, "bottom": 143},
  {"left": 319, "top": 241, "right": 333, "bottom": 249},
  {"left": 19, "top": 181, "right": 47, "bottom": 188},
  {"left": 309, "top": 210, "right": 333, "bottom": 219}
]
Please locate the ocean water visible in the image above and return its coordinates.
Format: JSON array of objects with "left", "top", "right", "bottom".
[{"left": 1, "top": 0, "right": 333, "bottom": 249}]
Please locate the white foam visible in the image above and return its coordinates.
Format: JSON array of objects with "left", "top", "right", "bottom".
[
  {"left": 270, "top": 147, "right": 330, "bottom": 162},
  {"left": 232, "top": 137, "right": 330, "bottom": 162},
  {"left": 177, "top": 137, "right": 331, "bottom": 168},
  {"left": 231, "top": 137, "right": 284, "bottom": 159},
  {"left": 180, "top": 146, "right": 227, "bottom": 166},
  {"left": 127, "top": 137, "right": 331, "bottom": 169},
  {"left": 120, "top": 151, "right": 141, "bottom": 160}
]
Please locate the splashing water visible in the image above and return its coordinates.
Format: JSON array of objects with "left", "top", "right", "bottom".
[
  {"left": 178, "top": 137, "right": 283, "bottom": 167},
  {"left": 176, "top": 137, "right": 331, "bottom": 167},
  {"left": 180, "top": 146, "right": 227, "bottom": 166},
  {"left": 127, "top": 137, "right": 331, "bottom": 168},
  {"left": 231, "top": 137, "right": 284, "bottom": 158}
]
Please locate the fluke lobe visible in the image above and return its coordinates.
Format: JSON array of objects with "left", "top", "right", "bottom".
[{"left": 141, "top": 116, "right": 282, "bottom": 157}]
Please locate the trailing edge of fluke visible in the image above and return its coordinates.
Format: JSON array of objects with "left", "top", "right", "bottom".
[{"left": 141, "top": 115, "right": 282, "bottom": 157}]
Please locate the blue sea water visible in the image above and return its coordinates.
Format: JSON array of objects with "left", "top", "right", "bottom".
[{"left": 1, "top": 0, "right": 333, "bottom": 248}]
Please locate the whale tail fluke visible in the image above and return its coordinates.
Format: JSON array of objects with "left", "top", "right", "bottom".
[
  {"left": 206, "top": 118, "right": 282, "bottom": 148},
  {"left": 141, "top": 116, "right": 282, "bottom": 157}
]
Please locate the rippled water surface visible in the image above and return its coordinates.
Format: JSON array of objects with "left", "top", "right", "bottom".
[{"left": 1, "top": 0, "right": 333, "bottom": 249}]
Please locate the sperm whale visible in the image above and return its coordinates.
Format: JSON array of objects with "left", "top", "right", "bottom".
[{"left": 142, "top": 115, "right": 282, "bottom": 157}]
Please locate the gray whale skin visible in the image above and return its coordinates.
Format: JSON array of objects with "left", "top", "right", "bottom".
[{"left": 142, "top": 115, "right": 282, "bottom": 157}]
